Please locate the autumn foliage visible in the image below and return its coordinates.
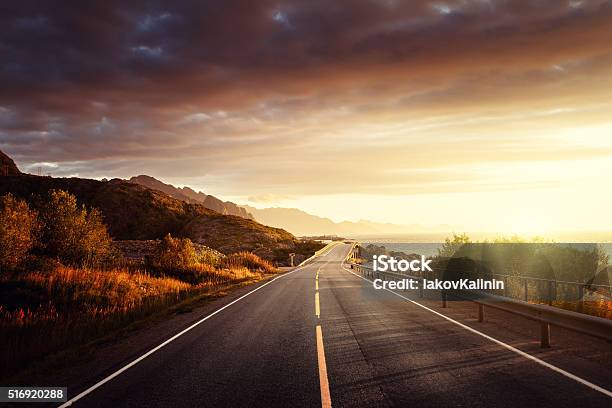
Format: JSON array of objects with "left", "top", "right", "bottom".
[{"left": 0, "top": 194, "right": 39, "bottom": 271}]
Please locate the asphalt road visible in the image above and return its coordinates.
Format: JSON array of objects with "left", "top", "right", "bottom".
[{"left": 62, "top": 243, "right": 611, "bottom": 407}]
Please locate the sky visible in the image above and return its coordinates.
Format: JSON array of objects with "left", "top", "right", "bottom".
[{"left": 2, "top": 1, "right": 612, "bottom": 234}]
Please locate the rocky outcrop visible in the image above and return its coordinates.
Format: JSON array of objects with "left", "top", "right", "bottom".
[{"left": 0, "top": 150, "right": 21, "bottom": 176}]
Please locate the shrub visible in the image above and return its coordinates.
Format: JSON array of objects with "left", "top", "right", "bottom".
[
  {"left": 0, "top": 194, "right": 39, "bottom": 271},
  {"left": 149, "top": 234, "right": 198, "bottom": 271},
  {"left": 437, "top": 233, "right": 471, "bottom": 258},
  {"left": 196, "top": 247, "right": 222, "bottom": 267},
  {"left": 38, "top": 190, "right": 112, "bottom": 266}
]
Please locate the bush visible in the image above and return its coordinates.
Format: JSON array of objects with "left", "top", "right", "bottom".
[
  {"left": 147, "top": 236, "right": 265, "bottom": 284},
  {"left": 149, "top": 234, "right": 198, "bottom": 271},
  {"left": 437, "top": 233, "right": 472, "bottom": 258},
  {"left": 38, "top": 190, "right": 112, "bottom": 266},
  {"left": 0, "top": 194, "right": 39, "bottom": 271}
]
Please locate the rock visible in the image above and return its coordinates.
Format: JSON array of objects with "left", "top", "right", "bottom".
[{"left": 0, "top": 150, "right": 21, "bottom": 176}]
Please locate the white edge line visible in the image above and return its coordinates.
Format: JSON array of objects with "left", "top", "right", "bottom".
[
  {"left": 58, "top": 263, "right": 312, "bottom": 407},
  {"left": 340, "top": 262, "right": 612, "bottom": 398}
]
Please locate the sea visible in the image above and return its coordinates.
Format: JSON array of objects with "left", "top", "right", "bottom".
[{"left": 344, "top": 232, "right": 612, "bottom": 259}]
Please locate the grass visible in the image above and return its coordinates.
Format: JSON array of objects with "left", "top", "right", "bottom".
[
  {"left": 223, "top": 251, "right": 277, "bottom": 274},
  {"left": 0, "top": 254, "right": 279, "bottom": 381}
]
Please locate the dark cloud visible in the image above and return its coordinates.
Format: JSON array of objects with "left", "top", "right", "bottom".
[
  {"left": 2, "top": 1, "right": 611, "bottom": 100},
  {"left": 1, "top": 0, "right": 612, "bottom": 194}
]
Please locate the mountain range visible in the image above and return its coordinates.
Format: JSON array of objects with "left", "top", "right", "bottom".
[
  {"left": 0, "top": 151, "right": 317, "bottom": 264},
  {"left": 128, "top": 175, "right": 418, "bottom": 235},
  {"left": 128, "top": 175, "right": 253, "bottom": 219},
  {"left": 2, "top": 152, "right": 423, "bottom": 238},
  {"left": 242, "top": 206, "right": 419, "bottom": 236},
  {"left": 128, "top": 175, "right": 427, "bottom": 236}
]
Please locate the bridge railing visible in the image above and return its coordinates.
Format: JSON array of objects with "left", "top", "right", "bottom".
[
  {"left": 346, "top": 261, "right": 612, "bottom": 348},
  {"left": 298, "top": 241, "right": 340, "bottom": 266}
]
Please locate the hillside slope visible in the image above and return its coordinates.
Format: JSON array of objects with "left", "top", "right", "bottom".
[
  {"left": 0, "top": 174, "right": 299, "bottom": 261},
  {"left": 129, "top": 175, "right": 253, "bottom": 220}
]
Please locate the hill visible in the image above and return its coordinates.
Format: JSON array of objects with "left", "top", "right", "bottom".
[
  {"left": 128, "top": 175, "right": 253, "bottom": 220},
  {"left": 0, "top": 158, "right": 306, "bottom": 263}
]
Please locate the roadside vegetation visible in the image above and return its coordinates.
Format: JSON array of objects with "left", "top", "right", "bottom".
[
  {"left": 0, "top": 190, "right": 280, "bottom": 381},
  {"left": 433, "top": 234, "right": 611, "bottom": 318},
  {"left": 438, "top": 234, "right": 612, "bottom": 319},
  {"left": 359, "top": 233, "right": 611, "bottom": 318}
]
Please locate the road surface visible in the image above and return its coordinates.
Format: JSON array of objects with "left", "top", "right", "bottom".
[{"left": 61, "top": 243, "right": 611, "bottom": 407}]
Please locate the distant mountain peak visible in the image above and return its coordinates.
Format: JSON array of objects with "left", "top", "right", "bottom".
[{"left": 128, "top": 175, "right": 253, "bottom": 220}]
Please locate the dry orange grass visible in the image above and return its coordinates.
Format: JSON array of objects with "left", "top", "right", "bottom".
[
  {"left": 0, "top": 251, "right": 280, "bottom": 380},
  {"left": 0, "top": 262, "right": 262, "bottom": 380},
  {"left": 223, "top": 252, "right": 277, "bottom": 274},
  {"left": 31, "top": 266, "right": 189, "bottom": 315},
  {"left": 551, "top": 300, "right": 612, "bottom": 319}
]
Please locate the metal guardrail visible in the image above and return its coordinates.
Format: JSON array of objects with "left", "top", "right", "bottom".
[
  {"left": 348, "top": 262, "right": 612, "bottom": 347},
  {"left": 353, "top": 260, "right": 612, "bottom": 311}
]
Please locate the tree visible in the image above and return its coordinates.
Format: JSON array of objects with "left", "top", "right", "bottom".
[
  {"left": 437, "top": 233, "right": 471, "bottom": 258},
  {"left": 38, "top": 190, "right": 112, "bottom": 266},
  {"left": 0, "top": 194, "right": 39, "bottom": 270}
]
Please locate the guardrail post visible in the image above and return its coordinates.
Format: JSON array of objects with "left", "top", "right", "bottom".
[
  {"left": 540, "top": 322, "right": 551, "bottom": 348},
  {"left": 478, "top": 304, "right": 484, "bottom": 322},
  {"left": 442, "top": 291, "right": 447, "bottom": 308},
  {"left": 577, "top": 284, "right": 584, "bottom": 313},
  {"left": 523, "top": 279, "right": 528, "bottom": 302},
  {"left": 547, "top": 280, "right": 554, "bottom": 306},
  {"left": 503, "top": 276, "right": 508, "bottom": 297}
]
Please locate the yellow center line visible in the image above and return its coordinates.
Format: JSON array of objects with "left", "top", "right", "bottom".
[
  {"left": 315, "top": 292, "right": 320, "bottom": 318},
  {"left": 316, "top": 325, "right": 332, "bottom": 408},
  {"left": 316, "top": 265, "right": 321, "bottom": 295}
]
